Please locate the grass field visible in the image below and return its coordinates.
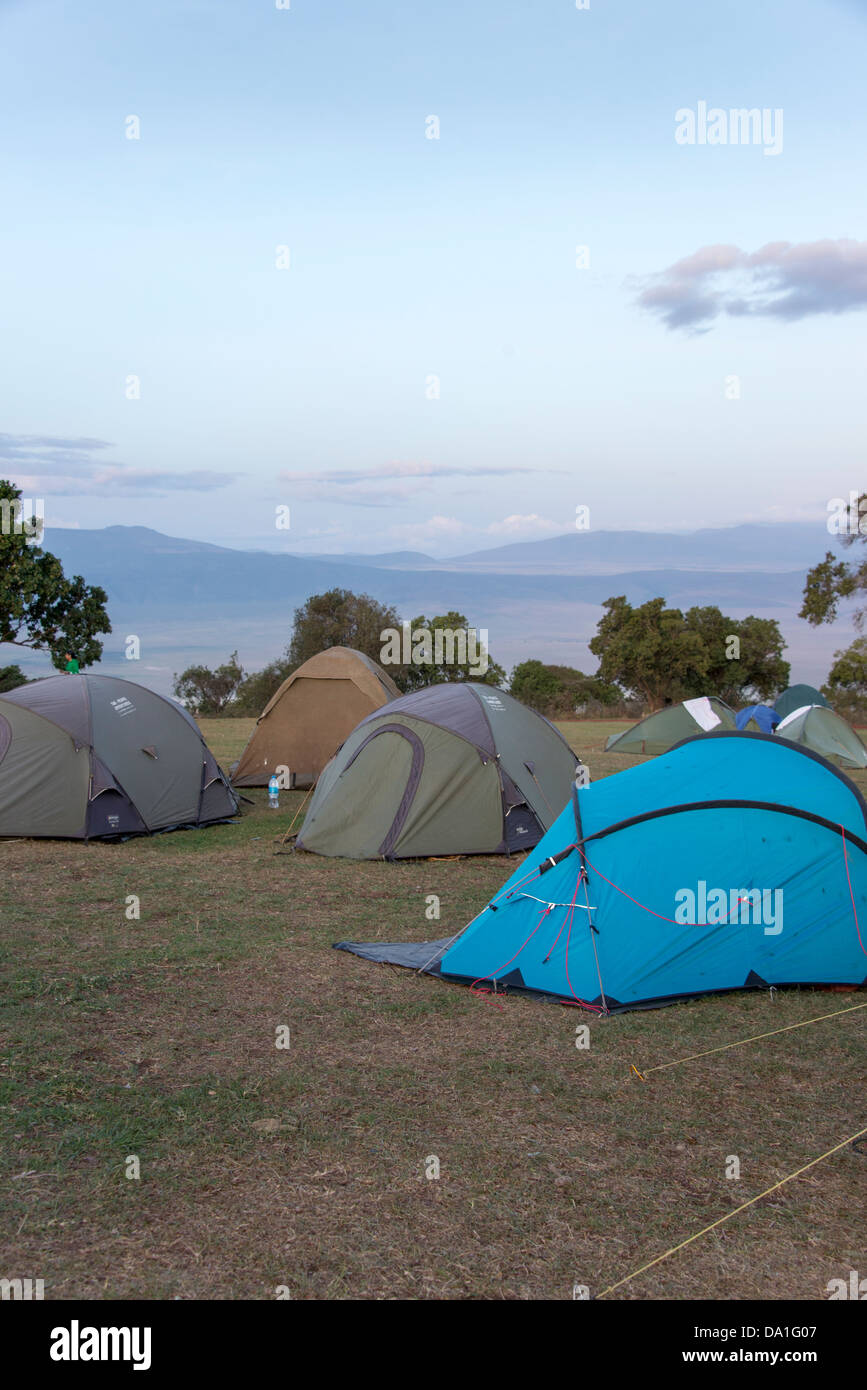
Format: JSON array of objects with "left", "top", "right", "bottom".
[{"left": 1, "top": 718, "right": 864, "bottom": 1300}]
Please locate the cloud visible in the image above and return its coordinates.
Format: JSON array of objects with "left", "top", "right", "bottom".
[
  {"left": 635, "top": 239, "right": 867, "bottom": 332},
  {"left": 280, "top": 480, "right": 426, "bottom": 508},
  {"left": 385, "top": 515, "right": 474, "bottom": 547},
  {"left": 281, "top": 461, "right": 549, "bottom": 484},
  {"left": 85, "top": 468, "right": 234, "bottom": 495},
  {"left": 278, "top": 460, "right": 563, "bottom": 507},
  {"left": 0, "top": 433, "right": 112, "bottom": 456},
  {"left": 0, "top": 433, "right": 237, "bottom": 495},
  {"left": 383, "top": 513, "right": 565, "bottom": 550},
  {"left": 486, "top": 513, "right": 562, "bottom": 536}
]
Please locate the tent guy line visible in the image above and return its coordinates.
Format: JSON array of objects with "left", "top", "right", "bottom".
[
  {"left": 629, "top": 1000, "right": 867, "bottom": 1079},
  {"left": 595, "top": 1122, "right": 867, "bottom": 1299}
]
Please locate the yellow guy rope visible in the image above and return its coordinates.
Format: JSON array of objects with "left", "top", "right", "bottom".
[
  {"left": 629, "top": 1000, "right": 867, "bottom": 1080},
  {"left": 596, "top": 1121, "right": 867, "bottom": 1299},
  {"left": 278, "top": 784, "right": 315, "bottom": 846}
]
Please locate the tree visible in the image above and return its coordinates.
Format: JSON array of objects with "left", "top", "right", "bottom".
[
  {"left": 510, "top": 660, "right": 620, "bottom": 715},
  {"left": 801, "top": 493, "right": 867, "bottom": 626},
  {"left": 233, "top": 657, "right": 295, "bottom": 715},
  {"left": 393, "top": 611, "right": 506, "bottom": 692},
  {"left": 823, "top": 637, "right": 867, "bottom": 704},
  {"left": 683, "top": 607, "right": 789, "bottom": 704},
  {"left": 509, "top": 660, "right": 562, "bottom": 711},
  {"left": 589, "top": 597, "right": 708, "bottom": 708},
  {"left": 173, "top": 651, "right": 245, "bottom": 714},
  {"left": 545, "top": 664, "right": 621, "bottom": 710},
  {"left": 0, "top": 479, "right": 111, "bottom": 669},
  {"left": 589, "top": 596, "right": 789, "bottom": 708},
  {"left": 286, "top": 591, "right": 505, "bottom": 692},
  {"left": 287, "top": 589, "right": 401, "bottom": 670},
  {"left": 0, "top": 664, "right": 26, "bottom": 693}
]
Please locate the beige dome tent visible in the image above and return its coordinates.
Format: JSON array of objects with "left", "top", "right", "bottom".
[{"left": 232, "top": 647, "right": 400, "bottom": 788}]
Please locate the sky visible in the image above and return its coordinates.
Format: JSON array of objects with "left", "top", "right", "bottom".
[{"left": 1, "top": 0, "right": 865, "bottom": 556}]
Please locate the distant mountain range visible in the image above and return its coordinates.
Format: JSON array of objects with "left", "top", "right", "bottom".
[
  {"left": 309, "top": 522, "right": 824, "bottom": 575},
  {"left": 1, "top": 521, "right": 847, "bottom": 697}
]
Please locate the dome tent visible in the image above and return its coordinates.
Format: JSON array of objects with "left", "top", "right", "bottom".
[
  {"left": 232, "top": 647, "right": 400, "bottom": 789},
  {"left": 297, "top": 682, "right": 581, "bottom": 859},
  {"left": 605, "top": 696, "right": 737, "bottom": 755},
  {"left": 774, "top": 684, "right": 829, "bottom": 720},
  {"left": 776, "top": 704, "right": 867, "bottom": 769},
  {"left": 335, "top": 732, "right": 867, "bottom": 1011},
  {"left": 0, "top": 674, "right": 238, "bottom": 839},
  {"left": 735, "top": 704, "right": 780, "bottom": 733}
]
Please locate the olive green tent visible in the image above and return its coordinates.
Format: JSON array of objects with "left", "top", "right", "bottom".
[
  {"left": 775, "top": 704, "right": 867, "bottom": 769},
  {"left": 233, "top": 647, "right": 399, "bottom": 788},
  {"left": 605, "top": 697, "right": 737, "bottom": 755},
  {"left": 296, "top": 682, "right": 581, "bottom": 859},
  {"left": 774, "top": 684, "right": 830, "bottom": 720},
  {"left": 0, "top": 674, "right": 238, "bottom": 839}
]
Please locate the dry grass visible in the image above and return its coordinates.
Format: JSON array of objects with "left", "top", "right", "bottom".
[{"left": 0, "top": 718, "right": 864, "bottom": 1301}]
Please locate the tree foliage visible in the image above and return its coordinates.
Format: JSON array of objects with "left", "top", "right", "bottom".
[
  {"left": 233, "top": 657, "right": 295, "bottom": 715},
  {"left": 394, "top": 611, "right": 506, "bottom": 692},
  {"left": 0, "top": 479, "right": 111, "bottom": 669},
  {"left": 285, "top": 591, "right": 504, "bottom": 692},
  {"left": 823, "top": 636, "right": 867, "bottom": 703},
  {"left": 589, "top": 596, "right": 788, "bottom": 708},
  {"left": 0, "top": 664, "right": 26, "bottom": 693},
  {"left": 173, "top": 651, "right": 245, "bottom": 715},
  {"left": 287, "top": 589, "right": 401, "bottom": 670},
  {"left": 684, "top": 607, "right": 789, "bottom": 704},
  {"left": 589, "top": 597, "right": 706, "bottom": 707},
  {"left": 509, "top": 659, "right": 620, "bottom": 715},
  {"left": 801, "top": 495, "right": 867, "bottom": 626}
]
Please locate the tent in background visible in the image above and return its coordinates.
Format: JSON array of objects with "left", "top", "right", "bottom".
[
  {"left": 0, "top": 674, "right": 238, "bottom": 839},
  {"left": 232, "top": 647, "right": 400, "bottom": 788},
  {"left": 775, "top": 684, "right": 829, "bottom": 720},
  {"left": 736, "top": 704, "right": 781, "bottom": 733},
  {"left": 297, "top": 682, "right": 581, "bottom": 859},
  {"left": 776, "top": 704, "right": 867, "bottom": 769},
  {"left": 336, "top": 732, "right": 867, "bottom": 1011},
  {"left": 605, "top": 696, "right": 736, "bottom": 755}
]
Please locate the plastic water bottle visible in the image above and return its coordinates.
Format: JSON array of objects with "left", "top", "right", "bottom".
[{"left": 268, "top": 775, "right": 280, "bottom": 809}]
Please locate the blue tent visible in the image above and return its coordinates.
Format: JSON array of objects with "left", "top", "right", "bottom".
[
  {"left": 736, "top": 704, "right": 781, "bottom": 733},
  {"left": 336, "top": 733, "right": 867, "bottom": 1012}
]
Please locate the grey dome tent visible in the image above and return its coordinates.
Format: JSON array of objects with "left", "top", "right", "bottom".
[
  {"left": 296, "top": 682, "right": 581, "bottom": 859},
  {"left": 605, "top": 696, "right": 737, "bottom": 755},
  {"left": 0, "top": 674, "right": 239, "bottom": 839}
]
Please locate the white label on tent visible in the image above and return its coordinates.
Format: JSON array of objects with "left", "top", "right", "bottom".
[
  {"left": 776, "top": 704, "right": 814, "bottom": 731},
  {"left": 683, "top": 696, "right": 720, "bottom": 731}
]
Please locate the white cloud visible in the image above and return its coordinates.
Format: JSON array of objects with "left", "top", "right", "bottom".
[
  {"left": 278, "top": 460, "right": 566, "bottom": 508},
  {"left": 280, "top": 461, "right": 549, "bottom": 484},
  {"left": 486, "top": 513, "right": 562, "bottom": 536},
  {"left": 385, "top": 514, "right": 474, "bottom": 547},
  {"left": 635, "top": 238, "right": 867, "bottom": 332}
]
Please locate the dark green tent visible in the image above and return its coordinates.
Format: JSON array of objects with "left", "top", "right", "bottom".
[
  {"left": 296, "top": 682, "right": 580, "bottom": 859},
  {"left": 0, "top": 674, "right": 238, "bottom": 838},
  {"left": 605, "top": 697, "right": 737, "bottom": 755},
  {"left": 774, "top": 684, "right": 829, "bottom": 720}
]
